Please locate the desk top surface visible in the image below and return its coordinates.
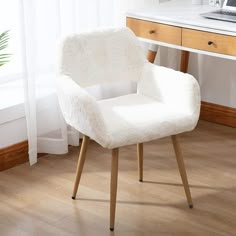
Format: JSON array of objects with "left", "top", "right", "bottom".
[{"left": 127, "top": 0, "right": 236, "bottom": 36}]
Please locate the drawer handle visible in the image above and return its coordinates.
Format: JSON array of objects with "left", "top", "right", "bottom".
[
  {"left": 149, "top": 30, "right": 155, "bottom": 34},
  {"left": 208, "top": 41, "right": 213, "bottom": 45}
]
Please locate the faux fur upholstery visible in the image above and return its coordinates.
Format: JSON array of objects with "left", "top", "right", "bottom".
[
  {"left": 57, "top": 27, "right": 200, "bottom": 149},
  {"left": 58, "top": 28, "right": 145, "bottom": 87}
]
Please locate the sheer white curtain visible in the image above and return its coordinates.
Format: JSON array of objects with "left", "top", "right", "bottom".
[
  {"left": 19, "top": 0, "right": 114, "bottom": 165},
  {"left": 18, "top": 0, "right": 160, "bottom": 165}
]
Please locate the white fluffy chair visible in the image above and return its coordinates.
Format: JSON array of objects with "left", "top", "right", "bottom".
[{"left": 57, "top": 28, "right": 200, "bottom": 231}]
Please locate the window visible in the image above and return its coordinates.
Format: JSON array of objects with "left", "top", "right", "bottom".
[
  {"left": 0, "top": 0, "right": 24, "bottom": 121},
  {"left": 0, "top": 0, "right": 23, "bottom": 83}
]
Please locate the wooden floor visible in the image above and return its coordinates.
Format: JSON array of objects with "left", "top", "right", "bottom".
[{"left": 0, "top": 121, "right": 235, "bottom": 236}]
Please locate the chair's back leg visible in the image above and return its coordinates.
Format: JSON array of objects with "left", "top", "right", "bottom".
[
  {"left": 137, "top": 143, "right": 143, "bottom": 182},
  {"left": 171, "top": 135, "right": 193, "bottom": 208},
  {"left": 72, "top": 135, "right": 90, "bottom": 200},
  {"left": 110, "top": 148, "right": 119, "bottom": 231}
]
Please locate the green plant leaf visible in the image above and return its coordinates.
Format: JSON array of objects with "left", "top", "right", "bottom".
[
  {"left": 0, "top": 53, "right": 11, "bottom": 57},
  {"left": 0, "top": 30, "right": 10, "bottom": 66},
  {"left": 0, "top": 61, "right": 9, "bottom": 67},
  {"left": 0, "top": 45, "right": 8, "bottom": 51},
  {"left": 0, "top": 30, "right": 10, "bottom": 39},
  {"left": 0, "top": 56, "right": 10, "bottom": 61}
]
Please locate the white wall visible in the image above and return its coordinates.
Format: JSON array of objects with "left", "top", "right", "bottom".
[
  {"left": 189, "top": 54, "right": 236, "bottom": 108},
  {"left": 0, "top": 80, "right": 27, "bottom": 149},
  {"left": 157, "top": 46, "right": 236, "bottom": 108},
  {"left": 0, "top": 117, "right": 27, "bottom": 148}
]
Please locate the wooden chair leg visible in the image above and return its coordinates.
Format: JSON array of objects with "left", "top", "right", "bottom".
[
  {"left": 137, "top": 143, "right": 143, "bottom": 182},
  {"left": 72, "top": 135, "right": 90, "bottom": 200},
  {"left": 171, "top": 135, "right": 193, "bottom": 208},
  {"left": 110, "top": 148, "right": 119, "bottom": 231}
]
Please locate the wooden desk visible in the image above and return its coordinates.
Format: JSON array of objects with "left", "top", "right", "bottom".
[{"left": 126, "top": 2, "right": 236, "bottom": 127}]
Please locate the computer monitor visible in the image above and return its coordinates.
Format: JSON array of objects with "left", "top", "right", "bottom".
[{"left": 224, "top": 0, "right": 236, "bottom": 10}]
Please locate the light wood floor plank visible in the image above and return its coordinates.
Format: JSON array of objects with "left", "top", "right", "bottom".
[{"left": 0, "top": 121, "right": 235, "bottom": 235}]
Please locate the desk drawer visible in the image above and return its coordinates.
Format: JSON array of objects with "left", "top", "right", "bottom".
[
  {"left": 126, "top": 17, "right": 182, "bottom": 46},
  {"left": 182, "top": 29, "right": 236, "bottom": 57}
]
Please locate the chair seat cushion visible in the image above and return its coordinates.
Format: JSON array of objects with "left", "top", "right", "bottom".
[{"left": 98, "top": 93, "right": 196, "bottom": 149}]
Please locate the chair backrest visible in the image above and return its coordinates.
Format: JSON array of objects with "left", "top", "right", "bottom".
[{"left": 58, "top": 28, "right": 146, "bottom": 88}]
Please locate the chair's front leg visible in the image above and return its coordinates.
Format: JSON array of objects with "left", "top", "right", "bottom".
[
  {"left": 72, "top": 135, "right": 90, "bottom": 200},
  {"left": 137, "top": 143, "right": 143, "bottom": 182},
  {"left": 110, "top": 148, "right": 119, "bottom": 231},
  {"left": 171, "top": 135, "right": 193, "bottom": 208}
]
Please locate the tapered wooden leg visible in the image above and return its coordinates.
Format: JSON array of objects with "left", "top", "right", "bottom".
[
  {"left": 147, "top": 44, "right": 159, "bottom": 63},
  {"left": 180, "top": 50, "right": 190, "bottom": 73},
  {"left": 110, "top": 148, "right": 119, "bottom": 231},
  {"left": 72, "top": 135, "right": 90, "bottom": 200},
  {"left": 137, "top": 143, "right": 143, "bottom": 182},
  {"left": 171, "top": 135, "right": 193, "bottom": 208}
]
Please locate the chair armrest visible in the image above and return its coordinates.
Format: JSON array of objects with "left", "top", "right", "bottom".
[
  {"left": 57, "top": 75, "right": 107, "bottom": 143},
  {"left": 138, "top": 63, "right": 201, "bottom": 118}
]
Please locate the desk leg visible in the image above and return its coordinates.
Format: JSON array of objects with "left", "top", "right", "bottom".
[
  {"left": 147, "top": 44, "right": 159, "bottom": 63},
  {"left": 180, "top": 50, "right": 190, "bottom": 73}
]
